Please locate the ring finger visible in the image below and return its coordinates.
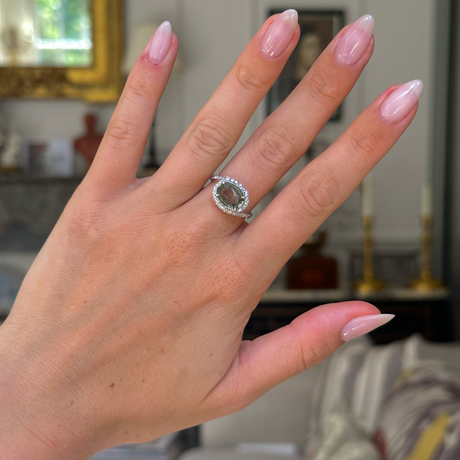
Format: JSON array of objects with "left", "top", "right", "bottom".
[{"left": 196, "top": 15, "right": 375, "bottom": 225}]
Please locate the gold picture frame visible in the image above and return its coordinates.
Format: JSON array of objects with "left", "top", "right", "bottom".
[{"left": 0, "top": 0, "right": 124, "bottom": 102}]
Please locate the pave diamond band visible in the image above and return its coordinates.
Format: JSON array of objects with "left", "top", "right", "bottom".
[{"left": 211, "top": 175, "right": 252, "bottom": 219}]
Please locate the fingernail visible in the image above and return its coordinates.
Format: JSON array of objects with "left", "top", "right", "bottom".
[
  {"left": 380, "top": 80, "right": 424, "bottom": 124},
  {"left": 341, "top": 314, "right": 395, "bottom": 341},
  {"left": 334, "top": 14, "right": 374, "bottom": 67},
  {"left": 260, "top": 9, "right": 298, "bottom": 60},
  {"left": 148, "top": 21, "right": 172, "bottom": 65}
]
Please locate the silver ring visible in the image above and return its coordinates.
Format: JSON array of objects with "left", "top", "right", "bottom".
[{"left": 211, "top": 175, "right": 252, "bottom": 219}]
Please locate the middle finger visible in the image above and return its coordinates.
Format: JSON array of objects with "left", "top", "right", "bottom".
[
  {"left": 198, "top": 15, "right": 375, "bottom": 221},
  {"left": 149, "top": 10, "right": 300, "bottom": 208}
]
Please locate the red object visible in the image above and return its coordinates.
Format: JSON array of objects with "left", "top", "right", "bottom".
[
  {"left": 286, "top": 233, "right": 338, "bottom": 290},
  {"left": 287, "top": 254, "right": 338, "bottom": 290},
  {"left": 74, "top": 114, "right": 104, "bottom": 170},
  {"left": 373, "top": 430, "right": 387, "bottom": 459}
]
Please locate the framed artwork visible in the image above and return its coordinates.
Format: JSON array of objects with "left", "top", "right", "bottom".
[
  {"left": 0, "top": 0, "right": 124, "bottom": 102},
  {"left": 267, "top": 9, "right": 345, "bottom": 121}
]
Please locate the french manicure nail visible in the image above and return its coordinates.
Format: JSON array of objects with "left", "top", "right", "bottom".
[
  {"left": 380, "top": 80, "right": 424, "bottom": 124},
  {"left": 260, "top": 9, "right": 299, "bottom": 60},
  {"left": 334, "top": 14, "right": 374, "bottom": 67},
  {"left": 148, "top": 21, "right": 172, "bottom": 65},
  {"left": 341, "top": 314, "right": 395, "bottom": 341}
]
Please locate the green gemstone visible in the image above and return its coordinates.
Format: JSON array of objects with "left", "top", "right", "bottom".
[{"left": 216, "top": 182, "right": 245, "bottom": 211}]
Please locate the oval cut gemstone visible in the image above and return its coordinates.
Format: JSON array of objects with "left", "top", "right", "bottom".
[{"left": 216, "top": 182, "right": 246, "bottom": 211}]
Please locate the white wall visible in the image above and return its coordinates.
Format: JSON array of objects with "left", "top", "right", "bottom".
[
  {"left": 0, "top": 0, "right": 446, "bottom": 245},
  {"left": 363, "top": 0, "right": 437, "bottom": 242}
]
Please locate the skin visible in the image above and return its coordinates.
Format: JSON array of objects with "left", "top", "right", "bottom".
[{"left": 0, "top": 15, "right": 418, "bottom": 460}]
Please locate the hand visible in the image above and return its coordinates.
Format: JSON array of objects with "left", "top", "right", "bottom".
[{"left": 0, "top": 13, "right": 420, "bottom": 460}]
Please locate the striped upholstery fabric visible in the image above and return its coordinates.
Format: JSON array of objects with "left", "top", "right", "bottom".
[{"left": 374, "top": 363, "right": 460, "bottom": 460}]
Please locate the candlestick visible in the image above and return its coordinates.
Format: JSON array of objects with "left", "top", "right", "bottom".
[
  {"left": 354, "top": 217, "right": 385, "bottom": 295},
  {"left": 362, "top": 174, "right": 373, "bottom": 218},
  {"left": 421, "top": 184, "right": 432, "bottom": 218},
  {"left": 411, "top": 216, "right": 443, "bottom": 292}
]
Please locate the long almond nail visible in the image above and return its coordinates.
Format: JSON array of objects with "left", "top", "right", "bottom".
[
  {"left": 341, "top": 314, "right": 395, "bottom": 341},
  {"left": 148, "top": 21, "right": 172, "bottom": 65},
  {"left": 334, "top": 14, "right": 374, "bottom": 67},
  {"left": 380, "top": 80, "right": 423, "bottom": 124},
  {"left": 260, "top": 9, "right": 298, "bottom": 60}
]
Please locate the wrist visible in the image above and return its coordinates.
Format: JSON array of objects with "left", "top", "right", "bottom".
[{"left": 0, "top": 321, "right": 111, "bottom": 460}]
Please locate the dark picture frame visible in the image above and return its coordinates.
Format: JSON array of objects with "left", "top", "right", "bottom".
[{"left": 267, "top": 9, "right": 345, "bottom": 121}]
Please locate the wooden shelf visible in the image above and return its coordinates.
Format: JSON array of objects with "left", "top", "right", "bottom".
[
  {"left": 261, "top": 288, "right": 451, "bottom": 304},
  {"left": 249, "top": 289, "right": 454, "bottom": 343}
]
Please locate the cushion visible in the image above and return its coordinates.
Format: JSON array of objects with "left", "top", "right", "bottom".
[
  {"left": 351, "top": 339, "right": 409, "bottom": 434},
  {"left": 179, "top": 448, "right": 303, "bottom": 460},
  {"left": 414, "top": 337, "right": 460, "bottom": 377},
  {"left": 312, "top": 408, "right": 382, "bottom": 460},
  {"left": 305, "top": 337, "right": 372, "bottom": 459},
  {"left": 305, "top": 334, "right": 439, "bottom": 458},
  {"left": 374, "top": 363, "right": 460, "bottom": 460}
]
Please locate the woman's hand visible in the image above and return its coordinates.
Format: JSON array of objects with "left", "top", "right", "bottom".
[{"left": 0, "top": 12, "right": 421, "bottom": 460}]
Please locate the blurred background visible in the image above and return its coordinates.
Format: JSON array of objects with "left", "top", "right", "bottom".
[{"left": 1, "top": 1, "right": 460, "bottom": 459}]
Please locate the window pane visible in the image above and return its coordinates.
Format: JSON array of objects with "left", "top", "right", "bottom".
[{"left": 35, "top": 0, "right": 92, "bottom": 67}]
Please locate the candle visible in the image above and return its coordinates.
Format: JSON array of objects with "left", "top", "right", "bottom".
[
  {"left": 362, "top": 173, "right": 373, "bottom": 218},
  {"left": 422, "top": 184, "right": 432, "bottom": 218}
]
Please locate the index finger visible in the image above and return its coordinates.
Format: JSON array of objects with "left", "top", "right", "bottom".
[
  {"left": 149, "top": 10, "right": 300, "bottom": 209},
  {"left": 89, "top": 23, "right": 179, "bottom": 192}
]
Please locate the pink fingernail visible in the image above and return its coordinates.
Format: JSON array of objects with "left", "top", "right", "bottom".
[
  {"left": 380, "top": 80, "right": 424, "bottom": 124},
  {"left": 334, "top": 14, "right": 374, "bottom": 67},
  {"left": 148, "top": 21, "right": 172, "bottom": 65},
  {"left": 341, "top": 314, "right": 395, "bottom": 341},
  {"left": 260, "top": 9, "right": 299, "bottom": 60}
]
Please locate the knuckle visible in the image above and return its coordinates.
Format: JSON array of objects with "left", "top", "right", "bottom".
[
  {"left": 186, "top": 117, "right": 234, "bottom": 161},
  {"left": 288, "top": 321, "right": 332, "bottom": 375},
  {"left": 255, "top": 126, "right": 297, "bottom": 173},
  {"left": 105, "top": 118, "right": 145, "bottom": 152},
  {"left": 65, "top": 206, "right": 106, "bottom": 242},
  {"left": 348, "top": 129, "right": 378, "bottom": 158},
  {"left": 125, "top": 75, "right": 157, "bottom": 101},
  {"left": 306, "top": 73, "right": 341, "bottom": 105},
  {"left": 297, "top": 169, "right": 340, "bottom": 218},
  {"left": 235, "top": 64, "right": 267, "bottom": 93},
  {"left": 305, "top": 339, "right": 337, "bottom": 368}
]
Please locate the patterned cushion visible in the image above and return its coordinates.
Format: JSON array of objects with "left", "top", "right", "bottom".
[
  {"left": 305, "top": 337, "right": 371, "bottom": 459},
  {"left": 179, "top": 448, "right": 303, "bottom": 460},
  {"left": 305, "top": 335, "right": 438, "bottom": 459},
  {"left": 374, "top": 363, "right": 460, "bottom": 460},
  {"left": 312, "top": 408, "right": 382, "bottom": 460}
]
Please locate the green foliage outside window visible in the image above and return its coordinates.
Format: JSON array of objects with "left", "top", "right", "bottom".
[{"left": 35, "top": 0, "right": 93, "bottom": 67}]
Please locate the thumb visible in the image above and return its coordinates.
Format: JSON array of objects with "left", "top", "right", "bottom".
[{"left": 208, "top": 302, "right": 393, "bottom": 413}]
